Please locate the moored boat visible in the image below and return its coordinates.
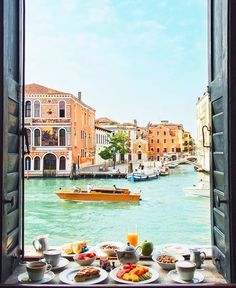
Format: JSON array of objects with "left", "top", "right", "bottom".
[
  {"left": 127, "top": 172, "right": 158, "bottom": 182},
  {"left": 55, "top": 187, "right": 141, "bottom": 202},
  {"left": 167, "top": 161, "right": 179, "bottom": 169},
  {"left": 159, "top": 166, "right": 170, "bottom": 176},
  {"left": 183, "top": 181, "right": 210, "bottom": 197}
]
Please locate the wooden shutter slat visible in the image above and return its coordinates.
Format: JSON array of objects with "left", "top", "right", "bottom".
[
  {"left": 212, "top": 112, "right": 223, "bottom": 132},
  {"left": 213, "top": 208, "right": 225, "bottom": 232},
  {"left": 8, "top": 114, "right": 18, "bottom": 134},
  {"left": 8, "top": 133, "right": 19, "bottom": 153},
  {"left": 6, "top": 209, "right": 19, "bottom": 234},
  {"left": 5, "top": 190, "right": 18, "bottom": 214},
  {"left": 212, "top": 132, "right": 224, "bottom": 151},
  {"left": 8, "top": 98, "right": 18, "bottom": 116},
  {"left": 8, "top": 153, "right": 19, "bottom": 173},
  {"left": 213, "top": 171, "right": 224, "bottom": 191},
  {"left": 6, "top": 228, "right": 19, "bottom": 253},
  {"left": 213, "top": 227, "right": 226, "bottom": 253},
  {"left": 213, "top": 152, "right": 224, "bottom": 172},
  {"left": 7, "top": 172, "right": 19, "bottom": 193}
]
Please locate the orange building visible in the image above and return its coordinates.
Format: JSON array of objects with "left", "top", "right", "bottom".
[
  {"left": 24, "top": 84, "right": 95, "bottom": 177},
  {"left": 148, "top": 121, "right": 183, "bottom": 161}
]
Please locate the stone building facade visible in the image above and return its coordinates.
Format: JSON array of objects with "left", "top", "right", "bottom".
[
  {"left": 95, "top": 125, "right": 112, "bottom": 165},
  {"left": 24, "top": 83, "right": 95, "bottom": 177}
]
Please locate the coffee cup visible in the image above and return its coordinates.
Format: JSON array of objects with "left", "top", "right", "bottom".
[
  {"left": 26, "top": 261, "right": 52, "bottom": 282},
  {"left": 175, "top": 261, "right": 196, "bottom": 281},
  {"left": 43, "top": 249, "right": 61, "bottom": 267}
]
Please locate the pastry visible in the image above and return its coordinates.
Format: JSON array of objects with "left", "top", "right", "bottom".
[
  {"left": 74, "top": 266, "right": 100, "bottom": 282},
  {"left": 61, "top": 243, "right": 73, "bottom": 254},
  {"left": 72, "top": 241, "right": 87, "bottom": 254}
]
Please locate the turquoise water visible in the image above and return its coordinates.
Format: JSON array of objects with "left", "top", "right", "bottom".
[{"left": 25, "top": 165, "right": 210, "bottom": 247}]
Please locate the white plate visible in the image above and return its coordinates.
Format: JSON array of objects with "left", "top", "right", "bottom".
[
  {"left": 109, "top": 266, "right": 159, "bottom": 284},
  {"left": 161, "top": 243, "right": 190, "bottom": 256},
  {"left": 42, "top": 257, "right": 69, "bottom": 270},
  {"left": 59, "top": 266, "right": 108, "bottom": 285},
  {"left": 18, "top": 271, "right": 55, "bottom": 284},
  {"left": 96, "top": 241, "right": 125, "bottom": 256},
  {"left": 168, "top": 269, "right": 204, "bottom": 284}
]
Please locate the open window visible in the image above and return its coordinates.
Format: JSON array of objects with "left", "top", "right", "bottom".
[{"left": 2, "top": 0, "right": 236, "bottom": 285}]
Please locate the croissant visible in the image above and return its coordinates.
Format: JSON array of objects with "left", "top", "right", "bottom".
[
  {"left": 61, "top": 243, "right": 73, "bottom": 254},
  {"left": 72, "top": 240, "right": 87, "bottom": 254}
]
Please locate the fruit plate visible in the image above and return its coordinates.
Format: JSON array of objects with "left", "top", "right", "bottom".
[
  {"left": 59, "top": 267, "right": 108, "bottom": 285},
  {"left": 109, "top": 267, "right": 159, "bottom": 284}
]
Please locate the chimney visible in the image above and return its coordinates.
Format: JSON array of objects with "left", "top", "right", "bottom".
[{"left": 78, "top": 92, "right": 82, "bottom": 101}]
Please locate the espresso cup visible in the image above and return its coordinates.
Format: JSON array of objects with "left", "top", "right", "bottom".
[
  {"left": 43, "top": 249, "right": 61, "bottom": 267},
  {"left": 175, "top": 261, "right": 196, "bottom": 281},
  {"left": 26, "top": 261, "right": 51, "bottom": 282}
]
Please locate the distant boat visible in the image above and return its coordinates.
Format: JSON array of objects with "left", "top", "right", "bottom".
[
  {"left": 159, "top": 166, "right": 170, "bottom": 176},
  {"left": 183, "top": 182, "right": 210, "bottom": 197},
  {"left": 127, "top": 171, "right": 158, "bottom": 182},
  {"left": 167, "top": 161, "right": 179, "bottom": 169},
  {"left": 55, "top": 187, "right": 140, "bottom": 202}
]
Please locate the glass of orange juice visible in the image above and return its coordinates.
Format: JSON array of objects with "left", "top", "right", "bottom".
[{"left": 127, "top": 225, "right": 138, "bottom": 247}]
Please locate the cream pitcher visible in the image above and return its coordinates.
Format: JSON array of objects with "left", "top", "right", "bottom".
[
  {"left": 190, "top": 248, "right": 206, "bottom": 268},
  {"left": 32, "top": 234, "right": 49, "bottom": 256}
]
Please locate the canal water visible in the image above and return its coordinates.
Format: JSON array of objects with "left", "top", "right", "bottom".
[{"left": 25, "top": 164, "right": 210, "bottom": 247}]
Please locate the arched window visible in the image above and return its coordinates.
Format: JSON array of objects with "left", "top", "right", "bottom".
[
  {"left": 25, "top": 101, "right": 31, "bottom": 117},
  {"left": 59, "top": 101, "right": 65, "bottom": 118},
  {"left": 26, "top": 129, "right": 31, "bottom": 146},
  {"left": 34, "top": 100, "right": 40, "bottom": 117},
  {"left": 59, "top": 129, "right": 66, "bottom": 146},
  {"left": 25, "top": 157, "right": 31, "bottom": 170},
  {"left": 34, "top": 156, "right": 40, "bottom": 170},
  {"left": 138, "top": 151, "right": 142, "bottom": 160},
  {"left": 59, "top": 156, "right": 66, "bottom": 170},
  {"left": 34, "top": 129, "right": 40, "bottom": 146}
]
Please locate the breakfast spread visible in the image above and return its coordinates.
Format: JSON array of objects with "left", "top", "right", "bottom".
[
  {"left": 74, "top": 266, "right": 100, "bottom": 282},
  {"left": 62, "top": 240, "right": 88, "bottom": 254},
  {"left": 116, "top": 263, "right": 151, "bottom": 282},
  {"left": 157, "top": 255, "right": 177, "bottom": 264}
]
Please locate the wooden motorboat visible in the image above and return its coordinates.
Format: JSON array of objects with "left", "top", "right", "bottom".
[{"left": 55, "top": 187, "right": 140, "bottom": 202}]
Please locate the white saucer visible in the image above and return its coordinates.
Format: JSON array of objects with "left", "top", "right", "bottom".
[
  {"left": 168, "top": 269, "right": 204, "bottom": 284},
  {"left": 18, "top": 271, "right": 55, "bottom": 284},
  {"left": 42, "top": 257, "right": 69, "bottom": 270}
]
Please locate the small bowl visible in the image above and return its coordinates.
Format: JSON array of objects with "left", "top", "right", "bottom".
[
  {"left": 152, "top": 251, "right": 184, "bottom": 270},
  {"left": 98, "top": 242, "right": 125, "bottom": 257},
  {"left": 73, "top": 252, "right": 96, "bottom": 266}
]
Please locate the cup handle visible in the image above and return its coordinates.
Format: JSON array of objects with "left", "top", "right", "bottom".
[
  {"left": 200, "top": 251, "right": 206, "bottom": 262},
  {"left": 32, "top": 239, "right": 41, "bottom": 251},
  {"left": 135, "top": 246, "right": 142, "bottom": 256},
  {"left": 46, "top": 264, "right": 52, "bottom": 272}
]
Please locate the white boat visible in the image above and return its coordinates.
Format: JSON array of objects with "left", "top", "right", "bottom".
[
  {"left": 183, "top": 182, "right": 210, "bottom": 197},
  {"left": 159, "top": 166, "right": 170, "bottom": 176},
  {"left": 167, "top": 161, "right": 179, "bottom": 169},
  {"left": 127, "top": 171, "right": 158, "bottom": 182}
]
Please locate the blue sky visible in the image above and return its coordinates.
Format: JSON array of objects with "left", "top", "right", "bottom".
[{"left": 26, "top": 0, "right": 207, "bottom": 135}]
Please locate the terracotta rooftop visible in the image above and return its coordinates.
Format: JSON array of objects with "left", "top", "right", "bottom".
[
  {"left": 25, "top": 83, "right": 71, "bottom": 95},
  {"left": 96, "top": 117, "right": 118, "bottom": 124}
]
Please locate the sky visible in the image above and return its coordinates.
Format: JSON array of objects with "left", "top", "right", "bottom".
[{"left": 26, "top": 0, "right": 208, "bottom": 136}]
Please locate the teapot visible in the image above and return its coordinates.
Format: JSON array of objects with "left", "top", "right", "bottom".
[{"left": 116, "top": 242, "right": 142, "bottom": 264}]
